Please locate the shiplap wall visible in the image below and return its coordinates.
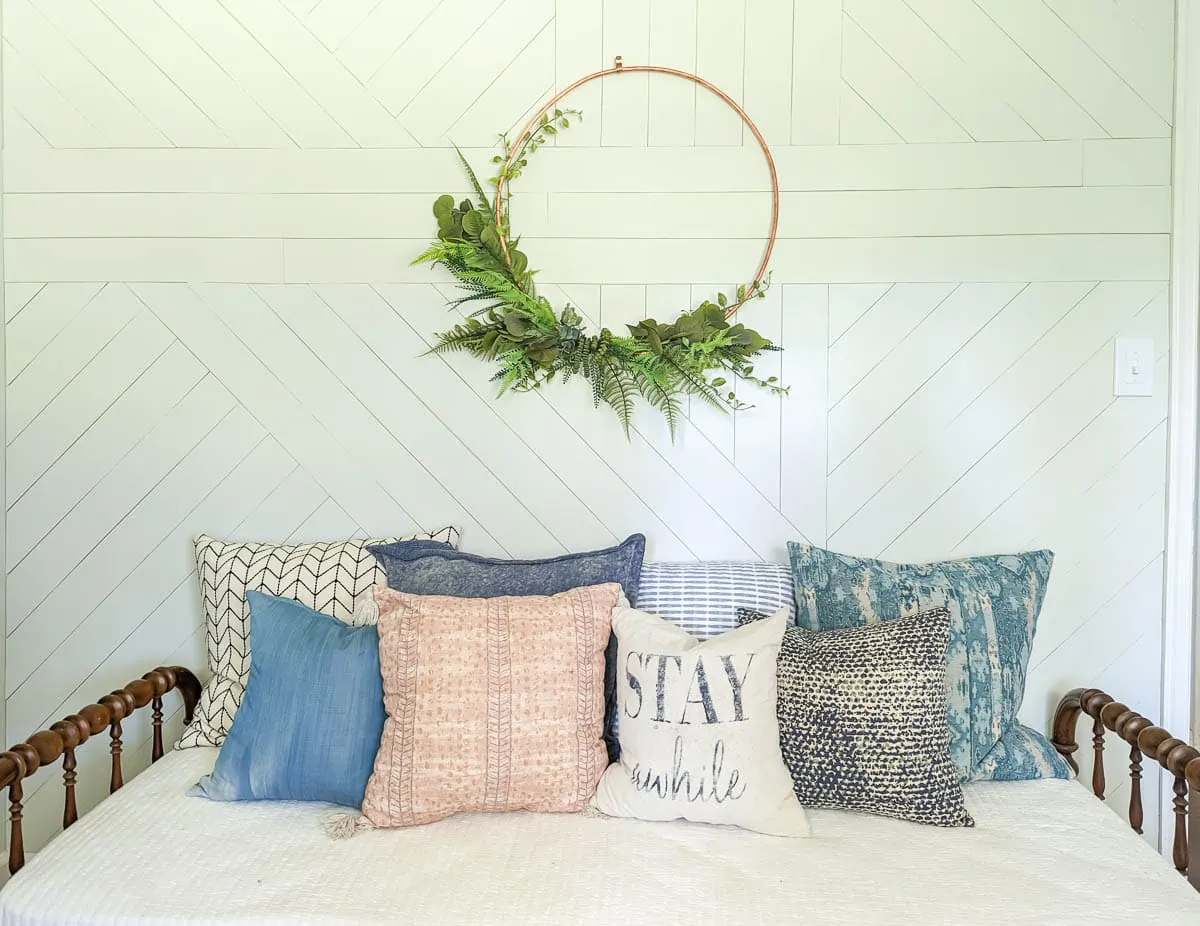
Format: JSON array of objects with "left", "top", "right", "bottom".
[{"left": 1, "top": 0, "right": 1175, "bottom": 851}]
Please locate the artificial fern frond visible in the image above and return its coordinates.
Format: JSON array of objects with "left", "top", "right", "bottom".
[
  {"left": 634, "top": 373, "right": 683, "bottom": 439},
  {"left": 455, "top": 145, "right": 492, "bottom": 213},
  {"left": 428, "top": 326, "right": 488, "bottom": 355},
  {"left": 662, "top": 355, "right": 729, "bottom": 412},
  {"left": 600, "top": 361, "right": 638, "bottom": 439}
]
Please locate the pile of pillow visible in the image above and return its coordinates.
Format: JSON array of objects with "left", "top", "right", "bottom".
[{"left": 182, "top": 529, "right": 1071, "bottom": 838}]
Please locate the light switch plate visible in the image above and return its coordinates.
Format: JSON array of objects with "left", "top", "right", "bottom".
[{"left": 1114, "top": 337, "right": 1154, "bottom": 396}]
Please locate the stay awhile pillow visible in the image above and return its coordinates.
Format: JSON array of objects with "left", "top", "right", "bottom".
[
  {"left": 592, "top": 606, "right": 810, "bottom": 837},
  {"left": 737, "top": 606, "right": 972, "bottom": 827},
  {"left": 362, "top": 583, "right": 618, "bottom": 828},
  {"left": 179, "top": 528, "right": 458, "bottom": 749},
  {"left": 193, "top": 591, "right": 385, "bottom": 808},
  {"left": 368, "top": 534, "right": 646, "bottom": 762},
  {"left": 788, "top": 542, "right": 1071, "bottom": 782}
]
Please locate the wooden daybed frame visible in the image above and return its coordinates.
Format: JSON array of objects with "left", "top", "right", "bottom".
[{"left": 0, "top": 668, "right": 1196, "bottom": 895}]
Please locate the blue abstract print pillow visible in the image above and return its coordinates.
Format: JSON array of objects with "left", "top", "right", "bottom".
[
  {"left": 193, "top": 591, "right": 386, "bottom": 808},
  {"left": 787, "top": 542, "right": 1071, "bottom": 783}
]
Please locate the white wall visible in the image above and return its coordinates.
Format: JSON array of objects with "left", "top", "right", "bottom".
[{"left": 1, "top": 0, "right": 1175, "bottom": 849}]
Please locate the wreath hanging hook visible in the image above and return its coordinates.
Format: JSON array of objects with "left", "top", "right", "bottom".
[{"left": 416, "top": 59, "right": 788, "bottom": 440}]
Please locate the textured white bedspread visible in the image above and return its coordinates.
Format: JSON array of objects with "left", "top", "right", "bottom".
[{"left": 1, "top": 748, "right": 1198, "bottom": 925}]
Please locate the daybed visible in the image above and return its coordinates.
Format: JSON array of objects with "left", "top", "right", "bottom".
[{"left": 0, "top": 668, "right": 1196, "bottom": 925}]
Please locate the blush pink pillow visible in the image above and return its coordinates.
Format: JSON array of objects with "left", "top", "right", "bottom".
[{"left": 362, "top": 583, "right": 619, "bottom": 828}]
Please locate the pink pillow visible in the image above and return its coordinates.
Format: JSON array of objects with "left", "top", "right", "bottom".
[{"left": 362, "top": 583, "right": 619, "bottom": 827}]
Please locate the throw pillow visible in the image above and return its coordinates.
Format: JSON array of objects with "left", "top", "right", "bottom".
[
  {"left": 193, "top": 591, "right": 385, "bottom": 808},
  {"left": 591, "top": 606, "right": 810, "bottom": 837},
  {"left": 368, "top": 534, "right": 646, "bottom": 763},
  {"left": 179, "top": 528, "right": 458, "bottom": 749},
  {"left": 362, "top": 583, "right": 619, "bottom": 828},
  {"left": 736, "top": 606, "right": 973, "bottom": 827},
  {"left": 787, "top": 542, "right": 1071, "bottom": 782},
  {"left": 633, "top": 561, "right": 795, "bottom": 638}
]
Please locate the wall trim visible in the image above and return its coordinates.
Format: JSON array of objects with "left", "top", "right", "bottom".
[{"left": 1163, "top": 0, "right": 1200, "bottom": 851}]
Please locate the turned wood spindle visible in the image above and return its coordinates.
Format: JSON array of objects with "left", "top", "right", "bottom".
[
  {"left": 0, "top": 667, "right": 200, "bottom": 876},
  {"left": 1128, "top": 744, "right": 1144, "bottom": 834},
  {"left": 151, "top": 695, "right": 164, "bottom": 763},
  {"left": 8, "top": 778, "right": 24, "bottom": 876},
  {"left": 109, "top": 719, "right": 124, "bottom": 794},
  {"left": 1190, "top": 764, "right": 1200, "bottom": 890},
  {"left": 62, "top": 746, "right": 78, "bottom": 829},
  {"left": 1092, "top": 715, "right": 1106, "bottom": 799},
  {"left": 1174, "top": 776, "right": 1189, "bottom": 874}
]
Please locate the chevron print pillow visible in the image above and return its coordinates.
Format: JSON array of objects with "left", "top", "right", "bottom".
[{"left": 177, "top": 527, "right": 459, "bottom": 750}]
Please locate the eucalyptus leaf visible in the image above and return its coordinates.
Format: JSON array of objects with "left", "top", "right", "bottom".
[
  {"left": 461, "top": 210, "right": 485, "bottom": 237},
  {"left": 504, "top": 314, "right": 531, "bottom": 337}
]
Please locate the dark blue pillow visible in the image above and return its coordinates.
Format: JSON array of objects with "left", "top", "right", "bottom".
[
  {"left": 368, "top": 534, "right": 646, "bottom": 762},
  {"left": 192, "top": 590, "right": 385, "bottom": 808}
]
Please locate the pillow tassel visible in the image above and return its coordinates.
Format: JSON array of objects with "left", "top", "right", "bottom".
[
  {"left": 350, "top": 589, "right": 381, "bottom": 628},
  {"left": 323, "top": 811, "right": 374, "bottom": 840},
  {"left": 581, "top": 801, "right": 611, "bottom": 820}
]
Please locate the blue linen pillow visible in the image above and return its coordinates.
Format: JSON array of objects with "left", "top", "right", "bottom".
[
  {"left": 368, "top": 534, "right": 646, "bottom": 763},
  {"left": 787, "top": 542, "right": 1071, "bottom": 783},
  {"left": 192, "top": 590, "right": 385, "bottom": 808}
]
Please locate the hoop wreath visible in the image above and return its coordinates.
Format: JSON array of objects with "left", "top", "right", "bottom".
[{"left": 416, "top": 58, "right": 786, "bottom": 438}]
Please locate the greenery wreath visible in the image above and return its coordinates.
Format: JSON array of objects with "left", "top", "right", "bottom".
[{"left": 416, "top": 109, "right": 786, "bottom": 439}]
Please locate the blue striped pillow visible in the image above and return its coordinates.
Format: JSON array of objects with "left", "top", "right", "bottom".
[{"left": 633, "top": 562, "right": 795, "bottom": 638}]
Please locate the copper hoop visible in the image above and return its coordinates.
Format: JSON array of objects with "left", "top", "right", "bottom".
[{"left": 494, "top": 57, "right": 780, "bottom": 320}]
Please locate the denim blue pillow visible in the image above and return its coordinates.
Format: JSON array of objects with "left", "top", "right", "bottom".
[
  {"left": 192, "top": 590, "right": 385, "bottom": 808},
  {"left": 368, "top": 534, "right": 646, "bottom": 762},
  {"left": 788, "top": 542, "right": 1071, "bottom": 783}
]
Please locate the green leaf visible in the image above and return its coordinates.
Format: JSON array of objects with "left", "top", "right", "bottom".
[
  {"left": 461, "top": 209, "right": 485, "bottom": 237},
  {"left": 711, "top": 377, "right": 726, "bottom": 388},
  {"left": 504, "top": 314, "right": 531, "bottom": 337},
  {"left": 432, "top": 194, "right": 455, "bottom": 219}
]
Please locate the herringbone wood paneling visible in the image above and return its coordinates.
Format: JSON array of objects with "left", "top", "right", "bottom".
[{"left": 0, "top": 0, "right": 1176, "bottom": 853}]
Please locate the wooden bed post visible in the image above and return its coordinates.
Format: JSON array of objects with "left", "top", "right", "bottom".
[
  {"left": 1190, "top": 757, "right": 1200, "bottom": 890},
  {"left": 0, "top": 667, "right": 201, "bottom": 876},
  {"left": 1055, "top": 689, "right": 1200, "bottom": 892}
]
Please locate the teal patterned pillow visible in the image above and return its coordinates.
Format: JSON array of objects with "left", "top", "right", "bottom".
[{"left": 787, "top": 542, "right": 1071, "bottom": 783}]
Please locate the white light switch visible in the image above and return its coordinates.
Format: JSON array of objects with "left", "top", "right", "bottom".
[{"left": 1114, "top": 337, "right": 1154, "bottom": 396}]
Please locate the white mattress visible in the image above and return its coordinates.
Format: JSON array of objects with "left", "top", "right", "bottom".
[{"left": 1, "top": 748, "right": 1198, "bottom": 925}]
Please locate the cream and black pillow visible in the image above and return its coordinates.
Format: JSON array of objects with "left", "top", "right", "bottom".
[
  {"left": 179, "top": 529, "right": 458, "bottom": 749},
  {"left": 737, "top": 606, "right": 973, "bottom": 827}
]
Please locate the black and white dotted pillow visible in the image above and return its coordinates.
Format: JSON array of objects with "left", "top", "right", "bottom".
[{"left": 736, "top": 606, "right": 973, "bottom": 827}]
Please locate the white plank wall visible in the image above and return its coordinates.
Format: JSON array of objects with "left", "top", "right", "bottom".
[{"left": 0, "top": 0, "right": 1176, "bottom": 853}]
